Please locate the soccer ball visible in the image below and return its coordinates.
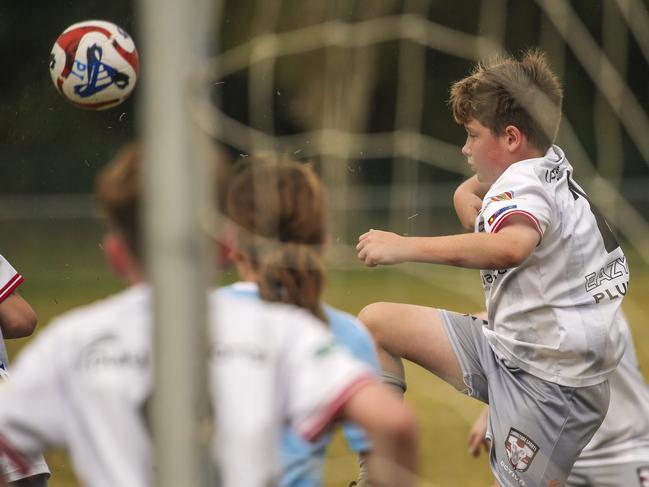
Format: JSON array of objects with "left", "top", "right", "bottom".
[{"left": 49, "top": 20, "right": 139, "bottom": 110}]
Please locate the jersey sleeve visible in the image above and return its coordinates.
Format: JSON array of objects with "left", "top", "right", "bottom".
[
  {"left": 480, "top": 171, "right": 552, "bottom": 238},
  {"left": 280, "top": 313, "right": 374, "bottom": 442},
  {"left": 0, "top": 323, "right": 68, "bottom": 467},
  {"left": 0, "top": 255, "right": 23, "bottom": 304}
]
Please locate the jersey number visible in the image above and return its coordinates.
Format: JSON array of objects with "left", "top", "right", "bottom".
[{"left": 567, "top": 172, "right": 619, "bottom": 253}]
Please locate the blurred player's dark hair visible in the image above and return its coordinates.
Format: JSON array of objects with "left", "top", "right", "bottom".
[
  {"left": 95, "top": 143, "right": 141, "bottom": 258},
  {"left": 226, "top": 157, "right": 327, "bottom": 322}
]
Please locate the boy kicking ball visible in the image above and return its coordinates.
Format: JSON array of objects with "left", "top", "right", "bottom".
[
  {"left": 356, "top": 49, "right": 628, "bottom": 486},
  {"left": 455, "top": 175, "right": 649, "bottom": 487}
]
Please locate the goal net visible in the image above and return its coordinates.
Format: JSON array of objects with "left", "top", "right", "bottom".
[{"left": 181, "top": 1, "right": 649, "bottom": 485}]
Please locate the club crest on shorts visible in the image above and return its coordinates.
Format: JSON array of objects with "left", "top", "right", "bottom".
[
  {"left": 504, "top": 428, "right": 538, "bottom": 472},
  {"left": 638, "top": 466, "right": 649, "bottom": 487}
]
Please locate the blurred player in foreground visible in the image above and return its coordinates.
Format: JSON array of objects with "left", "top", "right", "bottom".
[
  {"left": 455, "top": 175, "right": 649, "bottom": 487},
  {"left": 0, "top": 261, "right": 49, "bottom": 486},
  {"left": 220, "top": 157, "right": 381, "bottom": 487},
  {"left": 0, "top": 145, "right": 418, "bottom": 487},
  {"left": 356, "top": 49, "right": 628, "bottom": 486}
]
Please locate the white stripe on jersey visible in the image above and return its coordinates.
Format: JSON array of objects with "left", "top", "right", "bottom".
[
  {"left": 491, "top": 209, "right": 542, "bottom": 235},
  {"left": 0, "top": 256, "right": 24, "bottom": 304},
  {"left": 475, "top": 145, "right": 628, "bottom": 387},
  {"left": 0, "top": 255, "right": 49, "bottom": 481}
]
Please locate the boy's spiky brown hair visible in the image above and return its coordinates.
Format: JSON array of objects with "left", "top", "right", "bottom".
[{"left": 450, "top": 49, "right": 563, "bottom": 152}]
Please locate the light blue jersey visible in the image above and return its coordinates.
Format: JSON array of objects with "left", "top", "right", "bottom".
[{"left": 220, "top": 282, "right": 380, "bottom": 487}]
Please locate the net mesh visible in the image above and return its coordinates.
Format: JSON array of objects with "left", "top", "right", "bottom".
[
  {"left": 186, "top": 2, "right": 649, "bottom": 484},
  {"left": 190, "top": 0, "right": 649, "bottom": 264}
]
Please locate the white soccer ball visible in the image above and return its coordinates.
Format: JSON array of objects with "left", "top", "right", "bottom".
[{"left": 49, "top": 20, "right": 139, "bottom": 110}]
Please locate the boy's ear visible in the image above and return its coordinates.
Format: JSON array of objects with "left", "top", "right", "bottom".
[
  {"left": 503, "top": 125, "right": 523, "bottom": 152},
  {"left": 215, "top": 235, "right": 238, "bottom": 268},
  {"left": 102, "top": 233, "right": 131, "bottom": 277},
  {"left": 219, "top": 224, "right": 246, "bottom": 264}
]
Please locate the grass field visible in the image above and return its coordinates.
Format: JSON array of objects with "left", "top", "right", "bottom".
[{"left": 2, "top": 218, "right": 649, "bottom": 486}]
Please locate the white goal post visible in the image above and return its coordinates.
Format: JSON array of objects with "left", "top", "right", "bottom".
[{"left": 138, "top": 0, "right": 221, "bottom": 485}]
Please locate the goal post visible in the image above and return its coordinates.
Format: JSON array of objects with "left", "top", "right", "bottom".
[{"left": 138, "top": 0, "right": 220, "bottom": 485}]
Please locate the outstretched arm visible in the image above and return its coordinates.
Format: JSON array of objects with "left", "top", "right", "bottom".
[
  {"left": 0, "top": 293, "right": 37, "bottom": 339},
  {"left": 453, "top": 175, "right": 490, "bottom": 231},
  {"left": 356, "top": 217, "right": 540, "bottom": 270}
]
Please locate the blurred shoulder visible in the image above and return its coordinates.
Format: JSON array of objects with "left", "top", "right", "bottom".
[
  {"left": 210, "top": 287, "right": 328, "bottom": 336},
  {"left": 323, "top": 305, "right": 378, "bottom": 367},
  {"left": 38, "top": 285, "right": 151, "bottom": 345},
  {"left": 324, "top": 306, "right": 370, "bottom": 341},
  {"left": 11, "top": 285, "right": 151, "bottom": 375}
]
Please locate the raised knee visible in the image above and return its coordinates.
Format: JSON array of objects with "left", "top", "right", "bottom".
[{"left": 357, "top": 302, "right": 389, "bottom": 337}]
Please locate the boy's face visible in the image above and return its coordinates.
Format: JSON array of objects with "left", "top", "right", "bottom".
[{"left": 461, "top": 119, "right": 508, "bottom": 184}]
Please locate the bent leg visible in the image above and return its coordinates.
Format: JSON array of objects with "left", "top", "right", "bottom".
[
  {"left": 358, "top": 302, "right": 465, "bottom": 391},
  {"left": 487, "top": 372, "right": 609, "bottom": 487}
]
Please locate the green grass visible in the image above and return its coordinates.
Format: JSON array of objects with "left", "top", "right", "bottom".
[{"left": 2, "top": 219, "right": 649, "bottom": 486}]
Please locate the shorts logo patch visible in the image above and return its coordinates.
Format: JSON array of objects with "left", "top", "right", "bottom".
[
  {"left": 504, "top": 428, "right": 538, "bottom": 472},
  {"left": 638, "top": 466, "right": 649, "bottom": 486}
]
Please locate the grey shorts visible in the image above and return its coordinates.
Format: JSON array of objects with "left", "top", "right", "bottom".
[
  {"left": 9, "top": 474, "right": 48, "bottom": 487},
  {"left": 439, "top": 310, "right": 610, "bottom": 487},
  {"left": 567, "top": 461, "right": 649, "bottom": 486}
]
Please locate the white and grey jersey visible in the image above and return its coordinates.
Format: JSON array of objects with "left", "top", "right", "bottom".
[
  {"left": 209, "top": 288, "right": 374, "bottom": 487},
  {"left": 0, "top": 285, "right": 372, "bottom": 487},
  {"left": 0, "top": 255, "right": 49, "bottom": 482},
  {"left": 0, "top": 255, "right": 14, "bottom": 381},
  {"left": 574, "top": 315, "right": 649, "bottom": 468},
  {"left": 0, "top": 255, "right": 23, "bottom": 305},
  {"left": 475, "top": 145, "right": 628, "bottom": 387}
]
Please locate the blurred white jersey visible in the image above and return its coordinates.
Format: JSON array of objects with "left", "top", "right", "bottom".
[
  {"left": 573, "top": 315, "right": 649, "bottom": 468},
  {"left": 0, "top": 255, "right": 22, "bottom": 383},
  {"left": 209, "top": 288, "right": 373, "bottom": 487},
  {"left": 0, "top": 284, "right": 372, "bottom": 487},
  {"left": 0, "top": 255, "right": 49, "bottom": 482},
  {"left": 0, "top": 255, "right": 24, "bottom": 304},
  {"left": 475, "top": 145, "right": 628, "bottom": 387}
]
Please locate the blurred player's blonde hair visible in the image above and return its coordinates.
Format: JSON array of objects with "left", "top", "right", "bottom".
[
  {"left": 95, "top": 143, "right": 141, "bottom": 257},
  {"left": 226, "top": 157, "right": 327, "bottom": 322},
  {"left": 449, "top": 48, "right": 563, "bottom": 152}
]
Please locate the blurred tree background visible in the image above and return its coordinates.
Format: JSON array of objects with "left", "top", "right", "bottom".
[
  {"left": 2, "top": 0, "right": 649, "bottom": 194},
  {"left": 0, "top": 1, "right": 137, "bottom": 194}
]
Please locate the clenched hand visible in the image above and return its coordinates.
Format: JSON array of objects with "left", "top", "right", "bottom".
[{"left": 356, "top": 229, "right": 410, "bottom": 267}]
